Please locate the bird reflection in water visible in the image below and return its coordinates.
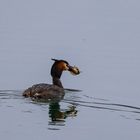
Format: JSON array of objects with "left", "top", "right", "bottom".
[{"left": 48, "top": 101, "right": 78, "bottom": 127}]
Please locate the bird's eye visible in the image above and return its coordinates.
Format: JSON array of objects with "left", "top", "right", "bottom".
[{"left": 66, "top": 64, "right": 69, "bottom": 67}]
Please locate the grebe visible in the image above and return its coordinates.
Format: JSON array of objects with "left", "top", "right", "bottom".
[{"left": 23, "top": 59, "right": 80, "bottom": 100}]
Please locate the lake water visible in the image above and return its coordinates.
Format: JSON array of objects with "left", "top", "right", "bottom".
[{"left": 0, "top": 0, "right": 140, "bottom": 140}]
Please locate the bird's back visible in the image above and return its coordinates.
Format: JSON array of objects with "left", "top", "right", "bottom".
[{"left": 23, "top": 83, "right": 65, "bottom": 100}]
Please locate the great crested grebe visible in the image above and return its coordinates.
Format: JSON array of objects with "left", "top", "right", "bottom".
[{"left": 23, "top": 59, "right": 80, "bottom": 100}]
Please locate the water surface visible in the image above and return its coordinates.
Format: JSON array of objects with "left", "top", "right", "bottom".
[{"left": 0, "top": 0, "right": 140, "bottom": 140}]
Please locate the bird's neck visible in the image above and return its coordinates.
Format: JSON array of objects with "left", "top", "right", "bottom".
[{"left": 52, "top": 77, "right": 63, "bottom": 88}]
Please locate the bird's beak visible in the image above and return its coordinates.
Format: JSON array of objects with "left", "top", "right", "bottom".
[{"left": 67, "top": 65, "right": 80, "bottom": 75}]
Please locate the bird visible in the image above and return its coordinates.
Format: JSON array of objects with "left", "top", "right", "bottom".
[{"left": 22, "top": 59, "right": 80, "bottom": 100}]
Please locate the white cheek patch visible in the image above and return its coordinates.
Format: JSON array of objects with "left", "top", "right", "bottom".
[{"left": 64, "top": 63, "right": 69, "bottom": 70}]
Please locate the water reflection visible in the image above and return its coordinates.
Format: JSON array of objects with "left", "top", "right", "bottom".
[
  {"left": 48, "top": 101, "right": 77, "bottom": 129},
  {"left": 49, "top": 101, "right": 77, "bottom": 122},
  {"left": 25, "top": 94, "right": 78, "bottom": 129},
  {"left": 1, "top": 89, "right": 140, "bottom": 129}
]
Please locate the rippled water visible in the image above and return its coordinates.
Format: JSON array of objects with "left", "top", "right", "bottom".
[
  {"left": 1, "top": 0, "right": 140, "bottom": 140},
  {"left": 0, "top": 88, "right": 140, "bottom": 139}
]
